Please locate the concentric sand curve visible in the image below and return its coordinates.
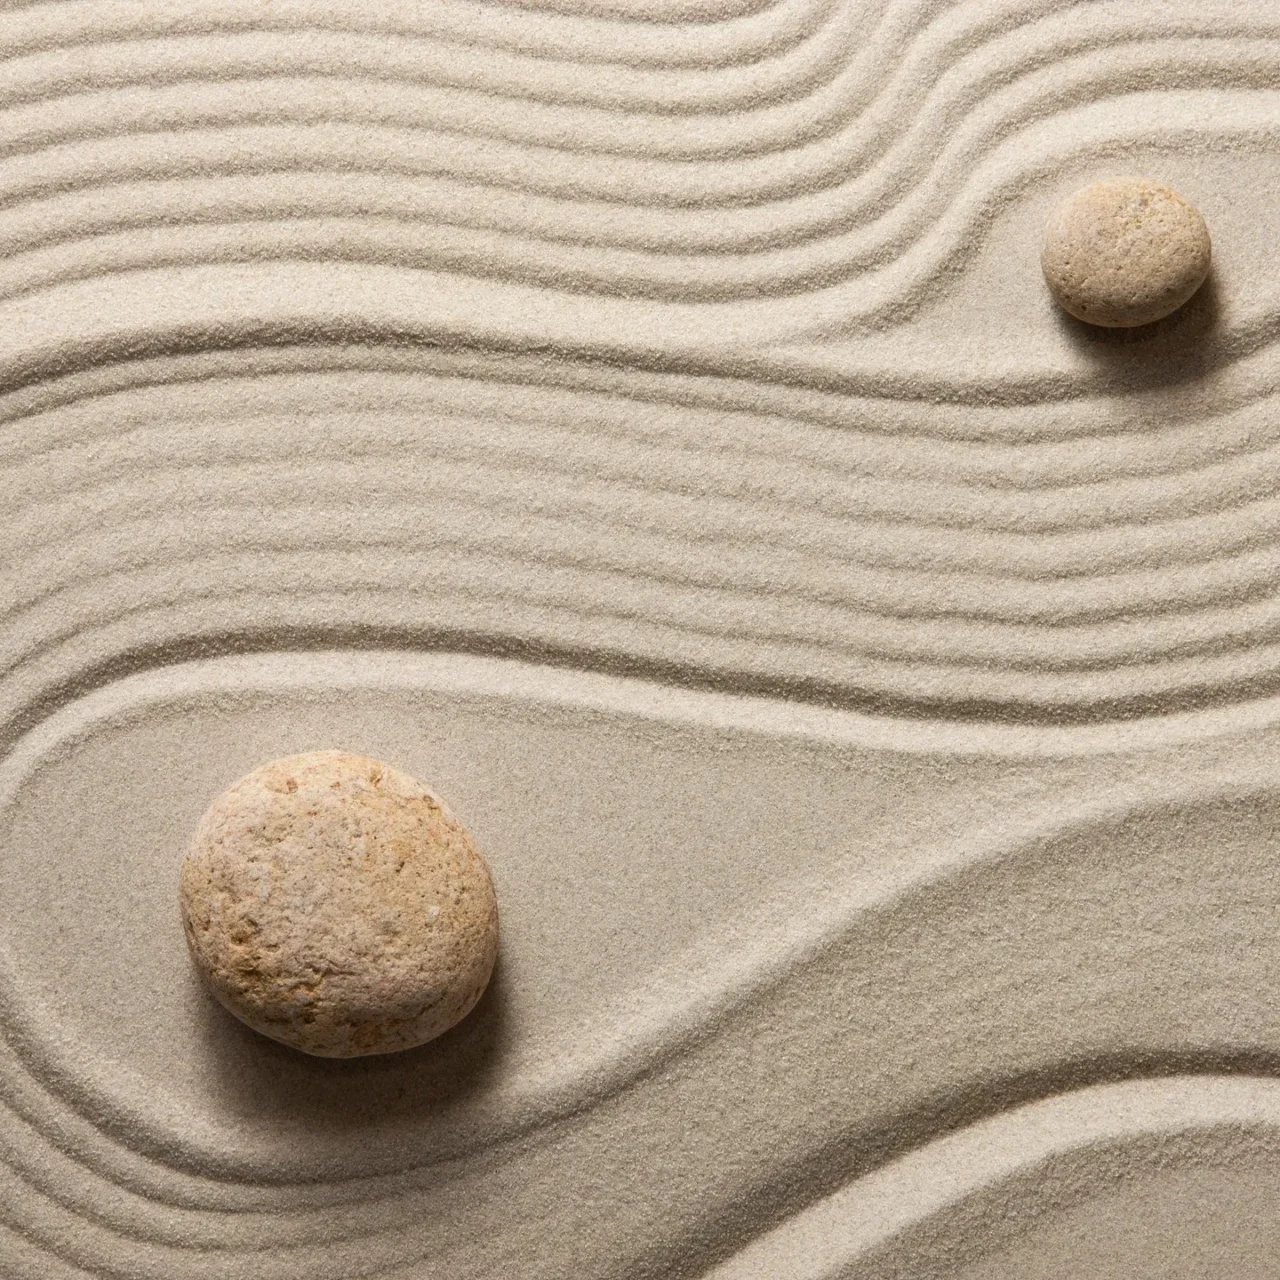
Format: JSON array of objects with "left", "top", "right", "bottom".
[
  {"left": 5, "top": 653, "right": 1280, "bottom": 1275},
  {"left": 709, "top": 1076, "right": 1280, "bottom": 1279},
  {"left": 0, "top": 0, "right": 835, "bottom": 70}
]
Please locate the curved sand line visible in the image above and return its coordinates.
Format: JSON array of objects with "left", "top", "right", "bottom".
[
  {"left": 0, "top": 142, "right": 1270, "bottom": 373},
  {"left": 10, "top": 349, "right": 1280, "bottom": 725},
  {"left": 5, "top": 650, "right": 1280, "bottom": 1275},
  {"left": 707, "top": 1075, "right": 1280, "bottom": 1279},
  {"left": 0, "top": 1, "right": 1276, "bottom": 333},
  {"left": 0, "top": 657, "right": 1271, "bottom": 1157},
  {"left": 0, "top": 0, "right": 836, "bottom": 71},
  {"left": 0, "top": 85, "right": 1275, "bottom": 317},
  {"left": 0, "top": 4, "right": 1262, "bottom": 168},
  {"left": 0, "top": 3, "right": 856, "bottom": 118}
]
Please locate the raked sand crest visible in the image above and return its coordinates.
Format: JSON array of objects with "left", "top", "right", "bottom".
[
  {"left": 13, "top": 349, "right": 1280, "bottom": 726},
  {"left": 11, "top": 654, "right": 1280, "bottom": 1278},
  {"left": 4, "top": 1, "right": 1280, "bottom": 1276}
]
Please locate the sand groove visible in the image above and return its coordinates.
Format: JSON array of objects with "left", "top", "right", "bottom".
[
  {"left": 9, "top": 351, "right": 1280, "bottom": 725},
  {"left": 4, "top": 654, "right": 1280, "bottom": 1275},
  {"left": 2, "top": 0, "right": 1279, "bottom": 1275},
  {"left": 709, "top": 1076, "right": 1280, "bottom": 1279},
  {"left": 0, "top": 1, "right": 1275, "bottom": 333}
]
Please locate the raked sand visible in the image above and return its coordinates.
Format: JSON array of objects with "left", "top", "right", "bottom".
[{"left": 4, "top": 1, "right": 1280, "bottom": 1276}]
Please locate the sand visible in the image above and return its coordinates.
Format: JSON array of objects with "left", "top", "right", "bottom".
[{"left": 3, "top": 0, "right": 1280, "bottom": 1276}]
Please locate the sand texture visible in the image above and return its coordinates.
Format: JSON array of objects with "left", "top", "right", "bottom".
[{"left": 4, "top": 0, "right": 1280, "bottom": 1275}]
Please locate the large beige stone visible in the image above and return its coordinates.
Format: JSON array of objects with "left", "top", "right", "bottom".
[
  {"left": 179, "top": 751, "right": 498, "bottom": 1057},
  {"left": 1041, "top": 177, "right": 1211, "bottom": 327}
]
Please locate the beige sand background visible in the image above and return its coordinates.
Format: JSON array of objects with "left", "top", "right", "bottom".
[{"left": 4, "top": 0, "right": 1280, "bottom": 1275}]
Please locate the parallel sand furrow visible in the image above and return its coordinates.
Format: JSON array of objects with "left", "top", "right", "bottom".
[
  {"left": 9, "top": 363, "right": 1280, "bottom": 720},
  {"left": 22, "top": 489, "right": 1280, "bottom": 625},
  {"left": 0, "top": 1, "right": 1127, "bottom": 153},
  {"left": 9, "top": 353, "right": 1280, "bottom": 722},
  {"left": 22, "top": 394, "right": 1280, "bottom": 538},
  {"left": 0, "top": 9, "right": 858, "bottom": 117},
  {"left": 0, "top": 55, "right": 1271, "bottom": 264},
  {"left": 0, "top": 96, "right": 1273, "bottom": 338},
  {"left": 2, "top": 1, "right": 1279, "bottom": 1276},
  {"left": 0, "top": 42, "right": 1273, "bottom": 279},
  {"left": 0, "top": 0, "right": 837, "bottom": 70},
  {"left": 0, "top": 3, "right": 1257, "bottom": 161},
  {"left": 6, "top": 344, "right": 1280, "bottom": 457}
]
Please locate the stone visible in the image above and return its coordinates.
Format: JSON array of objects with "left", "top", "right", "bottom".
[
  {"left": 1041, "top": 177, "right": 1211, "bottom": 327},
  {"left": 179, "top": 750, "right": 499, "bottom": 1057}
]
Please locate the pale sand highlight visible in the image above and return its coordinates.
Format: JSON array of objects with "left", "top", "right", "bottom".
[{"left": 3, "top": 1, "right": 1280, "bottom": 1276}]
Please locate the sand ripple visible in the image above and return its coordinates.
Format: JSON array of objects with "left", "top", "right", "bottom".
[
  {"left": 710, "top": 1076, "right": 1280, "bottom": 1278},
  {"left": 5, "top": 655, "right": 1280, "bottom": 1274},
  {"left": 0, "top": 1, "right": 1277, "bottom": 336},
  {"left": 7, "top": 349, "right": 1280, "bottom": 726},
  {"left": 3, "top": 0, "right": 1279, "bottom": 1275},
  {"left": 4, "top": 653, "right": 1280, "bottom": 1276}
]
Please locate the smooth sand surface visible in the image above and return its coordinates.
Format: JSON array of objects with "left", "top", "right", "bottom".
[{"left": 4, "top": 0, "right": 1280, "bottom": 1276}]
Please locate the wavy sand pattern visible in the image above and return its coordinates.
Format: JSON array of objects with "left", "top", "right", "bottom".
[{"left": 3, "top": 1, "right": 1280, "bottom": 1275}]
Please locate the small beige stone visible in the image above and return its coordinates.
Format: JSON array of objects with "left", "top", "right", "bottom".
[
  {"left": 179, "top": 751, "right": 498, "bottom": 1057},
  {"left": 1041, "top": 177, "right": 1211, "bottom": 327}
]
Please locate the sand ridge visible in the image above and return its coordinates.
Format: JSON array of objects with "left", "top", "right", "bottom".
[
  {"left": 3, "top": 0, "right": 1280, "bottom": 1276},
  {"left": 10, "top": 352, "right": 1280, "bottom": 731},
  {"left": 7, "top": 652, "right": 1280, "bottom": 1278}
]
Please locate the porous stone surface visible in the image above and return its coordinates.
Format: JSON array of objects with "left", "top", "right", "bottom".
[
  {"left": 1041, "top": 177, "right": 1212, "bottom": 327},
  {"left": 179, "top": 750, "right": 499, "bottom": 1057}
]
